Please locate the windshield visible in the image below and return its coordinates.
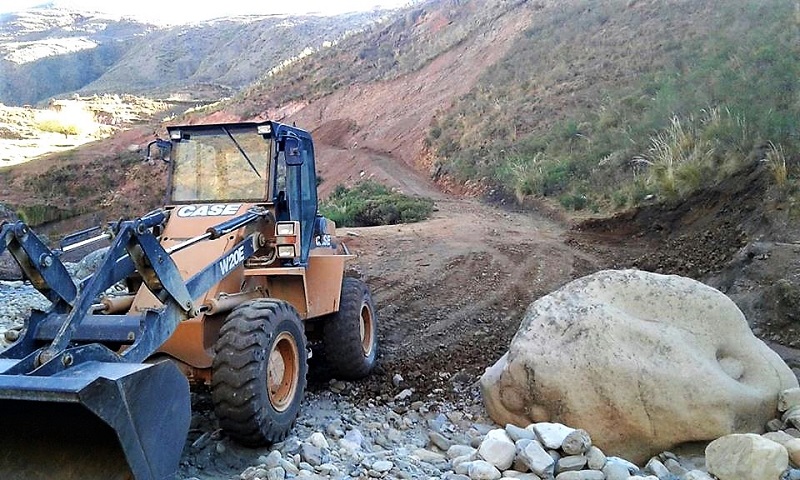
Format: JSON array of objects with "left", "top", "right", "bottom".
[{"left": 170, "top": 125, "right": 270, "bottom": 202}]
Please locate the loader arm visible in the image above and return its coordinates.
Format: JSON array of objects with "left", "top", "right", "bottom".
[
  {"left": 0, "top": 221, "right": 76, "bottom": 307},
  {"left": 0, "top": 207, "right": 272, "bottom": 480}
]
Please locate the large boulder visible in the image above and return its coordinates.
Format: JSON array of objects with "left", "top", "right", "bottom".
[{"left": 480, "top": 269, "right": 798, "bottom": 463}]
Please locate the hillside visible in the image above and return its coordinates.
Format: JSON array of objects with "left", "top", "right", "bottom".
[{"left": 0, "top": 5, "right": 389, "bottom": 105}]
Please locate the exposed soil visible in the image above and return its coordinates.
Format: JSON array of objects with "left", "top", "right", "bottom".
[{"left": 309, "top": 160, "right": 800, "bottom": 404}]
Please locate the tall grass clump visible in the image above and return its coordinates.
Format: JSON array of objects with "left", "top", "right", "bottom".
[
  {"left": 640, "top": 115, "right": 714, "bottom": 199},
  {"left": 763, "top": 141, "right": 789, "bottom": 190}
]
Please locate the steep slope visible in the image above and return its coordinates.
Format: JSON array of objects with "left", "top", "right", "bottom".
[
  {"left": 0, "top": 6, "right": 389, "bottom": 106},
  {"left": 0, "top": 7, "right": 154, "bottom": 105}
]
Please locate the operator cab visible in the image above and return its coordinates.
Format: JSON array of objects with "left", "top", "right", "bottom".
[{"left": 162, "top": 121, "right": 319, "bottom": 264}]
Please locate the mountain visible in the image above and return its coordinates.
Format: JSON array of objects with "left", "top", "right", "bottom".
[{"left": 0, "top": 5, "right": 391, "bottom": 106}]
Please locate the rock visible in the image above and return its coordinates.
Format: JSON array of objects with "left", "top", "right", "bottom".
[
  {"left": 603, "top": 461, "right": 634, "bottom": 480},
  {"left": 780, "top": 388, "right": 800, "bottom": 412},
  {"left": 764, "top": 431, "right": 800, "bottom": 466},
  {"left": 501, "top": 473, "right": 540, "bottom": 480},
  {"left": 449, "top": 445, "right": 478, "bottom": 460},
  {"left": 662, "top": 458, "right": 687, "bottom": 476},
  {"left": 556, "top": 454, "right": 587, "bottom": 473},
  {"left": 683, "top": 471, "right": 715, "bottom": 480},
  {"left": 0, "top": 251, "right": 22, "bottom": 280},
  {"left": 307, "top": 432, "right": 329, "bottom": 449},
  {"left": 430, "top": 430, "right": 453, "bottom": 451},
  {"left": 586, "top": 446, "right": 607, "bottom": 470},
  {"left": 644, "top": 458, "right": 669, "bottom": 478},
  {"left": 555, "top": 472, "right": 604, "bottom": 480},
  {"left": 481, "top": 270, "right": 798, "bottom": 463},
  {"left": 506, "top": 424, "right": 536, "bottom": 442},
  {"left": 467, "top": 460, "right": 502, "bottom": 480},
  {"left": 267, "top": 467, "right": 285, "bottom": 480},
  {"left": 706, "top": 433, "right": 788, "bottom": 480},
  {"left": 562, "top": 429, "right": 592, "bottom": 455},
  {"left": 264, "top": 450, "right": 282, "bottom": 468},
  {"left": 395, "top": 388, "right": 414, "bottom": 401},
  {"left": 74, "top": 246, "right": 110, "bottom": 280},
  {"left": 393, "top": 373, "right": 404, "bottom": 387},
  {"left": 412, "top": 448, "right": 447, "bottom": 464},
  {"left": 372, "top": 460, "right": 393, "bottom": 473},
  {"left": 300, "top": 443, "right": 322, "bottom": 467},
  {"left": 516, "top": 439, "right": 554, "bottom": 477},
  {"left": 478, "top": 429, "right": 516, "bottom": 470},
  {"left": 529, "top": 422, "right": 575, "bottom": 450}
]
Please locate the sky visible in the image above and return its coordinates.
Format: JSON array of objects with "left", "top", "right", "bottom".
[{"left": 2, "top": 0, "right": 416, "bottom": 24}]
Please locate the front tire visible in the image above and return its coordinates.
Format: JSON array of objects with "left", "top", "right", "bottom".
[
  {"left": 323, "top": 277, "right": 378, "bottom": 380},
  {"left": 211, "top": 299, "right": 307, "bottom": 446}
]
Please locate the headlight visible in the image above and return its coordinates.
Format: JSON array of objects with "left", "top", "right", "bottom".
[
  {"left": 276, "top": 223, "right": 295, "bottom": 236},
  {"left": 277, "top": 245, "right": 296, "bottom": 258},
  {"left": 169, "top": 130, "right": 182, "bottom": 140}
]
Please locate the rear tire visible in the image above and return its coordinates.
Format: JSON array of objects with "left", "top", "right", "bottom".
[
  {"left": 323, "top": 277, "right": 378, "bottom": 380},
  {"left": 211, "top": 299, "right": 307, "bottom": 446}
]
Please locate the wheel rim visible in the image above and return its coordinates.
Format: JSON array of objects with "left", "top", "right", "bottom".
[
  {"left": 359, "top": 302, "right": 375, "bottom": 357},
  {"left": 267, "top": 332, "right": 299, "bottom": 412}
]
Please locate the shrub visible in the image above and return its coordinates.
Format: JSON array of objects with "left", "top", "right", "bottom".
[{"left": 320, "top": 180, "right": 434, "bottom": 227}]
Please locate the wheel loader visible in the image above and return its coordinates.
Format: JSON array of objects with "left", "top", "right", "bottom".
[{"left": 0, "top": 121, "right": 378, "bottom": 480}]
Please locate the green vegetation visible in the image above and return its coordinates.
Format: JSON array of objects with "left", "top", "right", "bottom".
[
  {"left": 14, "top": 204, "right": 86, "bottom": 227},
  {"left": 427, "top": 0, "right": 799, "bottom": 211},
  {"left": 320, "top": 181, "right": 434, "bottom": 227}
]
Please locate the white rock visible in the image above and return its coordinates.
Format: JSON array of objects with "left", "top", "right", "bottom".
[
  {"left": 528, "top": 423, "right": 575, "bottom": 450},
  {"left": 468, "top": 460, "right": 502, "bottom": 480},
  {"left": 555, "top": 471, "right": 604, "bottom": 480},
  {"left": 506, "top": 424, "right": 536, "bottom": 442},
  {"left": 412, "top": 448, "right": 447, "bottom": 463},
  {"left": 516, "top": 439, "right": 554, "bottom": 476},
  {"left": 448, "top": 445, "right": 478, "bottom": 460},
  {"left": 683, "top": 470, "right": 715, "bottom": 480},
  {"left": 644, "top": 458, "right": 669, "bottom": 477},
  {"left": 706, "top": 433, "right": 788, "bottom": 480},
  {"left": 780, "top": 388, "right": 800, "bottom": 412},
  {"left": 479, "top": 429, "right": 516, "bottom": 471},
  {"left": 603, "top": 461, "right": 632, "bottom": 480},
  {"left": 307, "top": 432, "right": 329, "bottom": 449},
  {"left": 372, "top": 460, "right": 393, "bottom": 473},
  {"left": 764, "top": 431, "right": 800, "bottom": 466},
  {"left": 394, "top": 388, "right": 414, "bottom": 401},
  {"left": 481, "top": 270, "right": 799, "bottom": 463},
  {"left": 586, "top": 446, "right": 606, "bottom": 470}
]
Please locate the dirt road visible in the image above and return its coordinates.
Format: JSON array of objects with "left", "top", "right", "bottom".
[{"left": 333, "top": 195, "right": 602, "bottom": 400}]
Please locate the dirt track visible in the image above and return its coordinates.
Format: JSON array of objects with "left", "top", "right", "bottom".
[{"left": 326, "top": 195, "right": 602, "bottom": 400}]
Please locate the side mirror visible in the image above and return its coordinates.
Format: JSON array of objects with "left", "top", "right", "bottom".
[
  {"left": 284, "top": 137, "right": 304, "bottom": 166},
  {"left": 145, "top": 139, "right": 171, "bottom": 164}
]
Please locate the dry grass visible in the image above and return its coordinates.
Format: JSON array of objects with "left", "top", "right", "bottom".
[
  {"left": 34, "top": 107, "right": 97, "bottom": 136},
  {"left": 764, "top": 141, "right": 789, "bottom": 189}
]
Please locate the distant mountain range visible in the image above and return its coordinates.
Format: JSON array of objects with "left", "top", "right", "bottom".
[{"left": 0, "top": 5, "right": 392, "bottom": 106}]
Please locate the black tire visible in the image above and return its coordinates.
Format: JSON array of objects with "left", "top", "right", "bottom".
[
  {"left": 322, "top": 277, "right": 378, "bottom": 380},
  {"left": 211, "top": 299, "right": 307, "bottom": 446}
]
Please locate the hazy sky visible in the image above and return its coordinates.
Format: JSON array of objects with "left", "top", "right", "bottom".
[{"left": 3, "top": 0, "right": 415, "bottom": 23}]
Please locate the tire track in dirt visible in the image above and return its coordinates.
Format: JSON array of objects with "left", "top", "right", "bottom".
[{"left": 338, "top": 196, "right": 605, "bottom": 399}]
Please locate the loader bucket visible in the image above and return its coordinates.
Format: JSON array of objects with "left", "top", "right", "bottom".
[{"left": 0, "top": 358, "right": 190, "bottom": 480}]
